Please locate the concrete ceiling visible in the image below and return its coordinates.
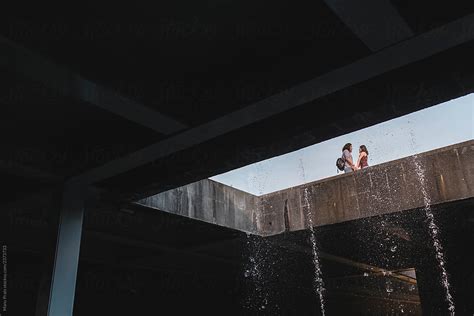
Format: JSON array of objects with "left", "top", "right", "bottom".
[{"left": 1, "top": 1, "right": 474, "bottom": 205}]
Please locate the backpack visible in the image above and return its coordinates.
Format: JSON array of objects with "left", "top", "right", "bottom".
[{"left": 336, "top": 155, "right": 345, "bottom": 171}]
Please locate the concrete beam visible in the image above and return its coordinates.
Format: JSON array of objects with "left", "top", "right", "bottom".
[
  {"left": 139, "top": 141, "right": 474, "bottom": 237},
  {"left": 259, "top": 141, "right": 474, "bottom": 235},
  {"left": 71, "top": 14, "right": 474, "bottom": 186},
  {"left": 0, "top": 35, "right": 187, "bottom": 135},
  {"left": 324, "top": 0, "right": 413, "bottom": 51},
  {"left": 136, "top": 179, "right": 259, "bottom": 234}
]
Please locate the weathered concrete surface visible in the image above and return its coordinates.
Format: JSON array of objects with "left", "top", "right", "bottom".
[
  {"left": 259, "top": 140, "right": 474, "bottom": 236},
  {"left": 136, "top": 179, "right": 259, "bottom": 234},
  {"left": 137, "top": 140, "right": 474, "bottom": 236}
]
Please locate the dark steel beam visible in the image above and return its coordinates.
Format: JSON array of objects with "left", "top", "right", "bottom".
[
  {"left": 324, "top": 0, "right": 414, "bottom": 51},
  {"left": 0, "top": 35, "right": 187, "bottom": 135}
]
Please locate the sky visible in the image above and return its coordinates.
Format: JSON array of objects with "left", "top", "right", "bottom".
[{"left": 210, "top": 93, "right": 474, "bottom": 195}]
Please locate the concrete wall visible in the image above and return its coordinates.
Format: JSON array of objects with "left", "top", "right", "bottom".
[
  {"left": 259, "top": 140, "right": 474, "bottom": 235},
  {"left": 136, "top": 178, "right": 259, "bottom": 234},
  {"left": 137, "top": 140, "right": 474, "bottom": 236}
]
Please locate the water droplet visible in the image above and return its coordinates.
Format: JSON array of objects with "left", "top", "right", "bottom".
[
  {"left": 363, "top": 272, "right": 369, "bottom": 277},
  {"left": 386, "top": 286, "right": 393, "bottom": 293},
  {"left": 390, "top": 245, "right": 397, "bottom": 252}
]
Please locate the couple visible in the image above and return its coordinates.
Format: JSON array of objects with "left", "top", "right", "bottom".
[{"left": 342, "top": 143, "right": 369, "bottom": 173}]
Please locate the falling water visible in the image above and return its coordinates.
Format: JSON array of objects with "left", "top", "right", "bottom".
[
  {"left": 408, "top": 125, "right": 455, "bottom": 314},
  {"left": 244, "top": 233, "right": 270, "bottom": 311},
  {"left": 412, "top": 155, "right": 455, "bottom": 315},
  {"left": 365, "top": 166, "right": 399, "bottom": 298},
  {"left": 299, "top": 159, "right": 326, "bottom": 316},
  {"left": 243, "top": 163, "right": 272, "bottom": 312}
]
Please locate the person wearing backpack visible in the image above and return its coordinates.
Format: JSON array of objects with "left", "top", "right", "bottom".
[{"left": 340, "top": 143, "right": 356, "bottom": 173}]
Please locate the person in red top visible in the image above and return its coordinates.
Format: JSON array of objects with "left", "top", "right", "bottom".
[{"left": 356, "top": 145, "right": 369, "bottom": 169}]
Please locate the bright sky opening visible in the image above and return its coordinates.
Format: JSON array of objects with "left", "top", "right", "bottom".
[{"left": 210, "top": 93, "right": 474, "bottom": 195}]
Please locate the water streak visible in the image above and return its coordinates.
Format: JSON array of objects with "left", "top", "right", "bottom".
[
  {"left": 244, "top": 234, "right": 270, "bottom": 311},
  {"left": 244, "top": 163, "right": 271, "bottom": 311},
  {"left": 412, "top": 155, "right": 455, "bottom": 315},
  {"left": 299, "top": 159, "right": 326, "bottom": 316},
  {"left": 408, "top": 128, "right": 455, "bottom": 315}
]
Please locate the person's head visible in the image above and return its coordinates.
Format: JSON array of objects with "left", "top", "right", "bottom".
[
  {"left": 359, "top": 145, "right": 368, "bottom": 155},
  {"left": 342, "top": 143, "right": 352, "bottom": 152}
]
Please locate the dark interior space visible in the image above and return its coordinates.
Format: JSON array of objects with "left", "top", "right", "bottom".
[
  {"left": 1, "top": 1, "right": 474, "bottom": 315},
  {"left": 3, "top": 193, "right": 473, "bottom": 315}
]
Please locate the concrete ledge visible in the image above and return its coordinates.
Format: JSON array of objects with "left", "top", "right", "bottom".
[
  {"left": 259, "top": 140, "right": 474, "bottom": 235},
  {"left": 136, "top": 178, "right": 259, "bottom": 234},
  {"left": 137, "top": 140, "right": 474, "bottom": 236}
]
